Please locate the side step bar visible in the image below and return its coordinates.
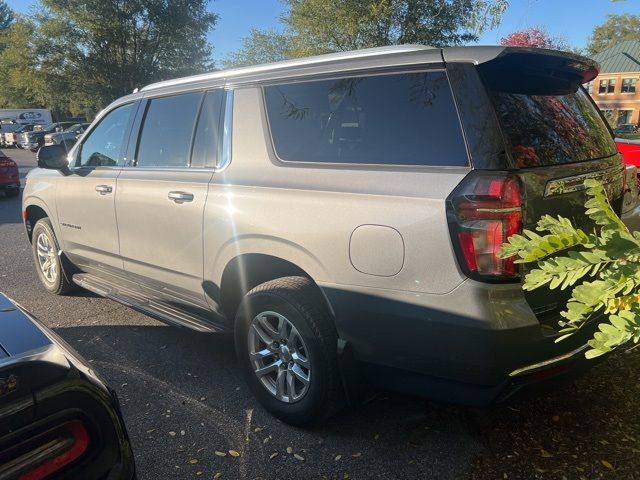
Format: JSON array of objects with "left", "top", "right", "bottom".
[{"left": 72, "top": 273, "right": 225, "bottom": 333}]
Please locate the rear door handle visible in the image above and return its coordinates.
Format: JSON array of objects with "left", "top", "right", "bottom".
[
  {"left": 95, "top": 185, "right": 113, "bottom": 195},
  {"left": 168, "top": 191, "right": 194, "bottom": 203}
]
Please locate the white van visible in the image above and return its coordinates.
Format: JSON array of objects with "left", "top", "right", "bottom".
[{"left": 0, "top": 108, "right": 52, "bottom": 126}]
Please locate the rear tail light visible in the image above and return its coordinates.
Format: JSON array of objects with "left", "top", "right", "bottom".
[
  {"left": 447, "top": 172, "right": 522, "bottom": 281},
  {"left": 0, "top": 421, "right": 90, "bottom": 480}
]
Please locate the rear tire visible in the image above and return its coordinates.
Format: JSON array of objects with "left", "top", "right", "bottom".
[
  {"left": 31, "top": 218, "right": 76, "bottom": 295},
  {"left": 234, "top": 276, "right": 343, "bottom": 426}
]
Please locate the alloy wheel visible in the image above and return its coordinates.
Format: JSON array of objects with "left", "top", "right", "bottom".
[
  {"left": 248, "top": 311, "right": 311, "bottom": 403},
  {"left": 36, "top": 232, "right": 58, "bottom": 283}
]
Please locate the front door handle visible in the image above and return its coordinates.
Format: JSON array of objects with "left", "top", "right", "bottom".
[
  {"left": 168, "top": 191, "right": 194, "bottom": 203},
  {"left": 95, "top": 185, "right": 113, "bottom": 195}
]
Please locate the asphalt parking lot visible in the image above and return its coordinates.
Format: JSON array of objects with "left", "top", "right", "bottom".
[{"left": 1, "top": 147, "right": 640, "bottom": 479}]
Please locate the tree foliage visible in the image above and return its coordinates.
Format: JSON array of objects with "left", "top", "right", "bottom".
[
  {"left": 225, "top": 0, "right": 509, "bottom": 67},
  {"left": 587, "top": 14, "right": 640, "bottom": 55},
  {"left": 222, "top": 29, "right": 294, "bottom": 69},
  {"left": 499, "top": 180, "right": 640, "bottom": 359},
  {"left": 500, "top": 27, "right": 568, "bottom": 50},
  {"left": 0, "top": 0, "right": 217, "bottom": 118},
  {"left": 0, "top": 0, "right": 14, "bottom": 31}
]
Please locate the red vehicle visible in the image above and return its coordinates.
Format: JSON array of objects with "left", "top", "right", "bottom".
[
  {"left": 616, "top": 137, "right": 640, "bottom": 167},
  {"left": 0, "top": 156, "right": 20, "bottom": 197}
]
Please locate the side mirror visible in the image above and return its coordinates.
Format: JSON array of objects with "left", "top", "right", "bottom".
[{"left": 37, "top": 144, "right": 69, "bottom": 170}]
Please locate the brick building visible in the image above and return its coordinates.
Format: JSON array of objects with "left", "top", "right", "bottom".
[{"left": 586, "top": 40, "right": 640, "bottom": 126}]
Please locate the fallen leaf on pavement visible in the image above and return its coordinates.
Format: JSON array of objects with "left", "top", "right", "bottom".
[{"left": 601, "top": 460, "right": 614, "bottom": 470}]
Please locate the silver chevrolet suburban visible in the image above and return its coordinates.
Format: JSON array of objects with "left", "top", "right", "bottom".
[{"left": 22, "top": 45, "right": 624, "bottom": 425}]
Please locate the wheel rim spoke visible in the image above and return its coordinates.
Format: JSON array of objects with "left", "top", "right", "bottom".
[
  {"left": 255, "top": 360, "right": 280, "bottom": 378},
  {"left": 250, "top": 348, "right": 275, "bottom": 361},
  {"left": 292, "top": 351, "right": 309, "bottom": 368},
  {"left": 252, "top": 323, "right": 273, "bottom": 345},
  {"left": 286, "top": 370, "right": 296, "bottom": 398},
  {"left": 290, "top": 364, "right": 310, "bottom": 385},
  {"left": 276, "top": 368, "right": 287, "bottom": 399}
]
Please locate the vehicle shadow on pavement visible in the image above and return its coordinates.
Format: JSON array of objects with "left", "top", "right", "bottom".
[
  {"left": 0, "top": 192, "right": 22, "bottom": 225},
  {"left": 54, "top": 322, "right": 485, "bottom": 479}
]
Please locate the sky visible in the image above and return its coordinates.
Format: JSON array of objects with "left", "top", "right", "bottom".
[{"left": 5, "top": 0, "right": 640, "bottom": 64}]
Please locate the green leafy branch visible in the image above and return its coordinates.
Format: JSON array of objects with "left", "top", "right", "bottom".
[{"left": 499, "top": 179, "right": 640, "bottom": 358}]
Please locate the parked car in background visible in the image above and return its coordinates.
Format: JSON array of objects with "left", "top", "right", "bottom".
[
  {"left": 0, "top": 293, "right": 135, "bottom": 479},
  {"left": 23, "top": 45, "right": 628, "bottom": 425},
  {"left": 0, "top": 120, "right": 24, "bottom": 148},
  {"left": 44, "top": 122, "right": 91, "bottom": 147},
  {"left": 0, "top": 156, "right": 19, "bottom": 197},
  {"left": 616, "top": 138, "right": 640, "bottom": 167},
  {"left": 20, "top": 122, "right": 77, "bottom": 152},
  {"left": 3, "top": 124, "right": 37, "bottom": 148}
]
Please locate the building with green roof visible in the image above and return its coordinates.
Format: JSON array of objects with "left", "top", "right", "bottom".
[{"left": 587, "top": 40, "right": 640, "bottom": 126}]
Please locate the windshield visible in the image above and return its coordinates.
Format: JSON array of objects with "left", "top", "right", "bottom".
[
  {"left": 488, "top": 87, "right": 617, "bottom": 168},
  {"left": 64, "top": 123, "right": 81, "bottom": 132}
]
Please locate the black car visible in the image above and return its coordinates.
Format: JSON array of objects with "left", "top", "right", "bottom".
[{"left": 0, "top": 293, "right": 135, "bottom": 479}]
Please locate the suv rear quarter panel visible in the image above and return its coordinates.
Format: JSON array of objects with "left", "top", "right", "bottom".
[{"left": 204, "top": 86, "right": 470, "bottom": 297}]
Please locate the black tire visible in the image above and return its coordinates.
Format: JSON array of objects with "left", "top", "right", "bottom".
[
  {"left": 234, "top": 276, "right": 343, "bottom": 426},
  {"left": 31, "top": 218, "right": 76, "bottom": 295},
  {"left": 5, "top": 188, "right": 19, "bottom": 198}
]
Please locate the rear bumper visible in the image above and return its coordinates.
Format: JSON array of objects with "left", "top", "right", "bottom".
[
  {"left": 0, "top": 294, "right": 135, "bottom": 479},
  {"left": 321, "top": 279, "right": 609, "bottom": 405}
]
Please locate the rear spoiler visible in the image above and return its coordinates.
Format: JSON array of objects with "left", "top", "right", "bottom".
[{"left": 444, "top": 46, "right": 599, "bottom": 95}]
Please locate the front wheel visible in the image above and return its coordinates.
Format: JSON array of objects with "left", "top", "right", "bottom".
[
  {"left": 31, "top": 218, "right": 76, "bottom": 295},
  {"left": 234, "top": 276, "right": 343, "bottom": 426}
]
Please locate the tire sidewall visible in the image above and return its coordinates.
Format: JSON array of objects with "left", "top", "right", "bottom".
[
  {"left": 32, "top": 219, "right": 65, "bottom": 294},
  {"left": 235, "top": 291, "right": 330, "bottom": 423}
]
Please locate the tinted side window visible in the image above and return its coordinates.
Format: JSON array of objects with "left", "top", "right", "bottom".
[
  {"left": 136, "top": 93, "right": 202, "bottom": 168},
  {"left": 263, "top": 71, "right": 468, "bottom": 166},
  {"left": 191, "top": 89, "right": 224, "bottom": 168},
  {"left": 79, "top": 103, "right": 133, "bottom": 167}
]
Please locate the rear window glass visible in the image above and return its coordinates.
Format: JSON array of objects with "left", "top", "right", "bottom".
[
  {"left": 489, "top": 88, "right": 617, "bottom": 168},
  {"left": 263, "top": 71, "right": 468, "bottom": 167}
]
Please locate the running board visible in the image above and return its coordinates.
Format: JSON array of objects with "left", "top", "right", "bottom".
[{"left": 72, "top": 273, "right": 225, "bottom": 333}]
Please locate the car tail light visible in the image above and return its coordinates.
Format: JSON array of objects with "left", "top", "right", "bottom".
[
  {"left": 447, "top": 172, "right": 522, "bottom": 281},
  {"left": 1, "top": 421, "right": 90, "bottom": 480},
  {"left": 0, "top": 158, "right": 16, "bottom": 168}
]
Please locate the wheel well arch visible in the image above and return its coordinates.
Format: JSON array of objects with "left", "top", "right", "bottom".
[
  {"left": 218, "top": 253, "right": 331, "bottom": 322},
  {"left": 24, "top": 205, "right": 49, "bottom": 242}
]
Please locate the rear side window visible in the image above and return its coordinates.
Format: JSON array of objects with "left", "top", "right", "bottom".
[
  {"left": 136, "top": 93, "right": 202, "bottom": 168},
  {"left": 489, "top": 88, "right": 617, "bottom": 168},
  {"left": 263, "top": 71, "right": 468, "bottom": 166}
]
